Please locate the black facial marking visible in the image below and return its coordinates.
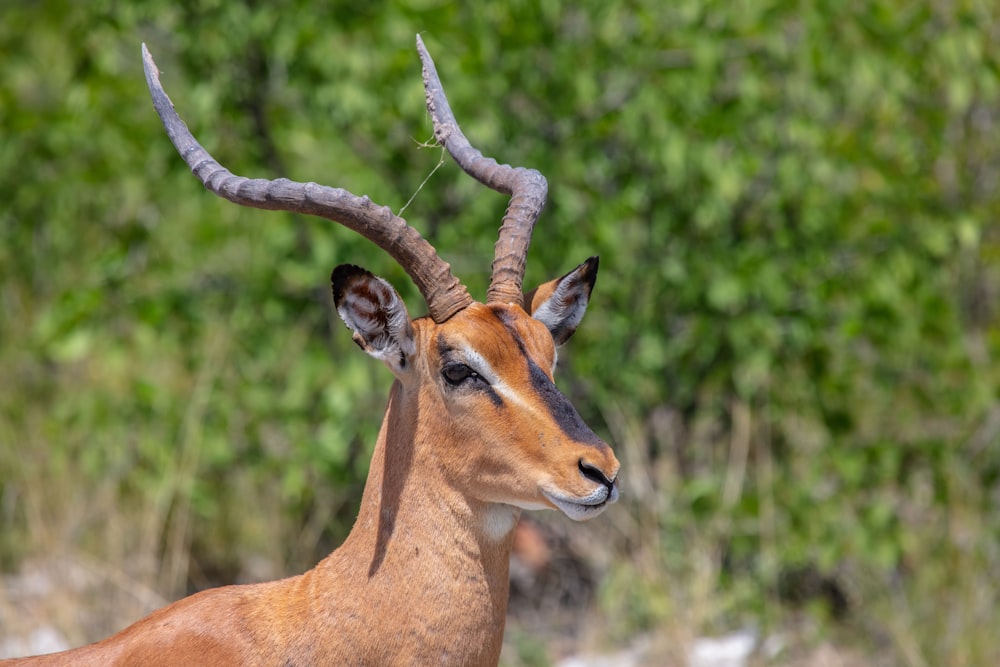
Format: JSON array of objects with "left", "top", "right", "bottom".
[
  {"left": 491, "top": 306, "right": 520, "bottom": 331},
  {"left": 490, "top": 308, "right": 529, "bottom": 356},
  {"left": 526, "top": 357, "right": 604, "bottom": 447},
  {"left": 491, "top": 307, "right": 603, "bottom": 447},
  {"left": 482, "top": 384, "right": 504, "bottom": 408},
  {"left": 436, "top": 332, "right": 451, "bottom": 362}
]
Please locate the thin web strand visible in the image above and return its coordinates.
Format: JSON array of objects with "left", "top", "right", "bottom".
[{"left": 398, "top": 140, "right": 446, "bottom": 217}]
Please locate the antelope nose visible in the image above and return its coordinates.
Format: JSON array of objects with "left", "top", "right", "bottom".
[{"left": 578, "top": 459, "right": 616, "bottom": 489}]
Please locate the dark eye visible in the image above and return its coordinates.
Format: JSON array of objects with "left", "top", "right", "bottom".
[{"left": 442, "top": 363, "right": 478, "bottom": 386}]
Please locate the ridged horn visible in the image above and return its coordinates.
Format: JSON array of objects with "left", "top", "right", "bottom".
[
  {"left": 142, "top": 43, "right": 474, "bottom": 323},
  {"left": 416, "top": 35, "right": 548, "bottom": 306}
]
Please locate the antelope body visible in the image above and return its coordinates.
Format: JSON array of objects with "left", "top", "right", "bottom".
[{"left": 3, "top": 37, "right": 619, "bottom": 666}]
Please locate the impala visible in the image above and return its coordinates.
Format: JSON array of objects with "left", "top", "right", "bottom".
[{"left": 4, "top": 36, "right": 620, "bottom": 666}]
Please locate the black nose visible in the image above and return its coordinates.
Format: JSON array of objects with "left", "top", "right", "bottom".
[{"left": 578, "top": 459, "right": 615, "bottom": 489}]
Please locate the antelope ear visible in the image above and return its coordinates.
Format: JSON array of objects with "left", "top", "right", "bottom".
[
  {"left": 332, "top": 264, "right": 416, "bottom": 375},
  {"left": 524, "top": 256, "right": 599, "bottom": 346}
]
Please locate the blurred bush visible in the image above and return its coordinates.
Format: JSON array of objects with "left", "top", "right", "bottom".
[{"left": 1, "top": 0, "right": 999, "bottom": 664}]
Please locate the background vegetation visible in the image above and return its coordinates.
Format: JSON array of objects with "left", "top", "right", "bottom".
[{"left": 2, "top": 0, "right": 999, "bottom": 664}]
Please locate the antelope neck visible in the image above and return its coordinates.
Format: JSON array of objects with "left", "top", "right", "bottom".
[{"left": 321, "top": 379, "right": 516, "bottom": 594}]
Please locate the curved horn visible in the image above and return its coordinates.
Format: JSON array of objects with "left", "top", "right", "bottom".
[
  {"left": 142, "top": 44, "right": 473, "bottom": 323},
  {"left": 416, "top": 35, "right": 548, "bottom": 306}
]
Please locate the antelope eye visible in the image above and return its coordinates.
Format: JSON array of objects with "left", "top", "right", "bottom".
[{"left": 442, "top": 363, "right": 478, "bottom": 386}]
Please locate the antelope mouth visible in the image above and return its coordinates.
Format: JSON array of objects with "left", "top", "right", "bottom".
[{"left": 542, "top": 483, "right": 619, "bottom": 521}]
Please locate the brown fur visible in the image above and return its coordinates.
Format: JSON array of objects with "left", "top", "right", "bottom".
[{"left": 4, "top": 284, "right": 618, "bottom": 666}]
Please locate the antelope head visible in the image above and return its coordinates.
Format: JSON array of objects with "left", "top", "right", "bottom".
[{"left": 141, "top": 36, "right": 619, "bottom": 532}]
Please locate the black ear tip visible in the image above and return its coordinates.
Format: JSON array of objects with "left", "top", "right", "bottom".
[
  {"left": 580, "top": 255, "right": 599, "bottom": 289},
  {"left": 331, "top": 264, "right": 368, "bottom": 283},
  {"left": 331, "top": 264, "right": 370, "bottom": 305}
]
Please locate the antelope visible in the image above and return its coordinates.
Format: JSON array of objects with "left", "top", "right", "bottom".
[{"left": 3, "top": 36, "right": 620, "bottom": 666}]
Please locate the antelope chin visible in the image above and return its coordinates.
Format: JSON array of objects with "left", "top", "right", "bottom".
[{"left": 542, "top": 484, "right": 619, "bottom": 521}]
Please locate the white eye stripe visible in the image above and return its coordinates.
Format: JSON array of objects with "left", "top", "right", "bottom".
[
  {"left": 459, "top": 346, "right": 539, "bottom": 412},
  {"left": 460, "top": 348, "right": 498, "bottom": 386}
]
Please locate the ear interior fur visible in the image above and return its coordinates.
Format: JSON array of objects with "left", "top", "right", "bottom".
[
  {"left": 332, "top": 264, "right": 415, "bottom": 374},
  {"left": 524, "top": 256, "right": 599, "bottom": 346}
]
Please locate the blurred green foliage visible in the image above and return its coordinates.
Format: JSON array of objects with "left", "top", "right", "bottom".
[{"left": 2, "top": 0, "right": 999, "bottom": 664}]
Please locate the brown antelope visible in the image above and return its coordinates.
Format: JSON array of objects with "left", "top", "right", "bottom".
[{"left": 3, "top": 37, "right": 619, "bottom": 666}]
